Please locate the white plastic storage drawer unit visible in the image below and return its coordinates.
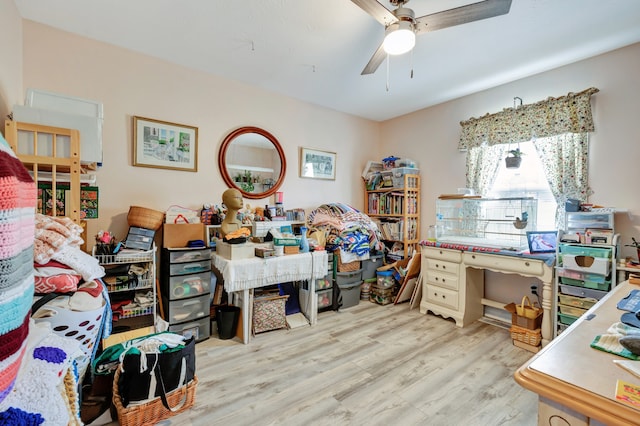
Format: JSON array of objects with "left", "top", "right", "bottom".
[{"left": 161, "top": 247, "right": 212, "bottom": 341}]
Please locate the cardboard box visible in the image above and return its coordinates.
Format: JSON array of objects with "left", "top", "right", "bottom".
[
  {"left": 563, "top": 255, "right": 611, "bottom": 276},
  {"left": 163, "top": 223, "right": 205, "bottom": 248},
  {"left": 284, "top": 246, "right": 300, "bottom": 255},
  {"left": 512, "top": 339, "right": 540, "bottom": 353},
  {"left": 216, "top": 241, "right": 255, "bottom": 260},
  {"left": 255, "top": 247, "right": 275, "bottom": 258}
]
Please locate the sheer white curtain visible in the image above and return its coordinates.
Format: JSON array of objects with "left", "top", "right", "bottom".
[{"left": 459, "top": 88, "right": 597, "bottom": 225}]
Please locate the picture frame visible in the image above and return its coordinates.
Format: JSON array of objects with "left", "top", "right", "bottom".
[
  {"left": 133, "top": 116, "right": 198, "bottom": 172},
  {"left": 299, "top": 147, "right": 336, "bottom": 180},
  {"left": 526, "top": 231, "right": 558, "bottom": 254}
]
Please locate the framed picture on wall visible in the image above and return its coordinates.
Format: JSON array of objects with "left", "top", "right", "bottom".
[
  {"left": 299, "top": 147, "right": 336, "bottom": 180},
  {"left": 133, "top": 116, "right": 198, "bottom": 172}
]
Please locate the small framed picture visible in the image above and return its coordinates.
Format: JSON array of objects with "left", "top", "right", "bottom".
[
  {"left": 299, "top": 147, "right": 336, "bottom": 180},
  {"left": 133, "top": 116, "right": 198, "bottom": 172}
]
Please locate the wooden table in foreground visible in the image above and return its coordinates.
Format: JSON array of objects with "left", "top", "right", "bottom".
[{"left": 515, "top": 280, "right": 640, "bottom": 425}]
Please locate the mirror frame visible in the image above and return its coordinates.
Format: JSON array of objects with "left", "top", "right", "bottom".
[{"left": 218, "top": 126, "right": 287, "bottom": 200}]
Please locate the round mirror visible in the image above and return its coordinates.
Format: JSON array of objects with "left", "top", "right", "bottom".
[{"left": 218, "top": 127, "right": 286, "bottom": 200}]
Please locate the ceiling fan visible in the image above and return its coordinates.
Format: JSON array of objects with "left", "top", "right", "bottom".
[{"left": 351, "top": 0, "right": 513, "bottom": 75}]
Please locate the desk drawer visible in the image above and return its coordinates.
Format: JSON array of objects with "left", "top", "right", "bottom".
[
  {"left": 426, "top": 258, "right": 459, "bottom": 275},
  {"left": 426, "top": 270, "right": 459, "bottom": 291},
  {"left": 423, "top": 247, "right": 462, "bottom": 263},
  {"left": 426, "top": 285, "right": 458, "bottom": 310},
  {"left": 464, "top": 252, "right": 544, "bottom": 276}
]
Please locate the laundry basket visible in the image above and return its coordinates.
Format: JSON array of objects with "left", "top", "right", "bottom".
[{"left": 32, "top": 297, "right": 106, "bottom": 377}]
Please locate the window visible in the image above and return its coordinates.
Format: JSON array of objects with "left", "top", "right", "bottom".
[{"left": 486, "top": 140, "right": 557, "bottom": 230}]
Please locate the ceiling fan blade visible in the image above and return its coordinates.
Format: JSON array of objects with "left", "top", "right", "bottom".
[
  {"left": 351, "top": 0, "right": 398, "bottom": 26},
  {"left": 415, "top": 0, "right": 512, "bottom": 35},
  {"left": 361, "top": 43, "right": 386, "bottom": 75}
]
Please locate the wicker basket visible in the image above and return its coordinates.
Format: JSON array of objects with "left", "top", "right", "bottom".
[
  {"left": 510, "top": 325, "right": 541, "bottom": 347},
  {"left": 112, "top": 368, "right": 198, "bottom": 426},
  {"left": 336, "top": 250, "right": 361, "bottom": 272},
  {"left": 127, "top": 206, "right": 165, "bottom": 230}
]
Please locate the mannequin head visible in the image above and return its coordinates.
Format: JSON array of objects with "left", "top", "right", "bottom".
[
  {"left": 222, "top": 188, "right": 243, "bottom": 212},
  {"left": 220, "top": 188, "right": 243, "bottom": 239}
]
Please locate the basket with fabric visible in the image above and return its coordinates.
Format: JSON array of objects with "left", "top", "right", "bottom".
[
  {"left": 336, "top": 250, "right": 361, "bottom": 272},
  {"left": 516, "top": 295, "right": 542, "bottom": 319},
  {"left": 112, "top": 367, "right": 198, "bottom": 426},
  {"left": 510, "top": 325, "right": 542, "bottom": 346}
]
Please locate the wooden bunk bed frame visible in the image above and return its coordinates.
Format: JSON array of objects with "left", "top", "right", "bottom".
[{"left": 4, "top": 121, "right": 82, "bottom": 225}]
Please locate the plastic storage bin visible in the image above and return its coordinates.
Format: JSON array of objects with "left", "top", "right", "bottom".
[
  {"left": 361, "top": 255, "right": 383, "bottom": 280},
  {"left": 315, "top": 276, "right": 332, "bottom": 290},
  {"left": 558, "top": 304, "right": 588, "bottom": 317},
  {"left": 336, "top": 269, "right": 363, "bottom": 286},
  {"left": 558, "top": 312, "right": 579, "bottom": 326},
  {"left": 370, "top": 284, "right": 394, "bottom": 305},
  {"left": 560, "top": 276, "right": 610, "bottom": 291},
  {"left": 391, "top": 167, "right": 420, "bottom": 188},
  {"left": 169, "top": 316, "right": 210, "bottom": 342},
  {"left": 558, "top": 294, "right": 598, "bottom": 309},
  {"left": 376, "top": 270, "right": 394, "bottom": 289},
  {"left": 562, "top": 255, "right": 611, "bottom": 276},
  {"left": 338, "top": 281, "right": 362, "bottom": 309},
  {"left": 361, "top": 278, "right": 375, "bottom": 300},
  {"left": 559, "top": 245, "right": 612, "bottom": 258},
  {"left": 317, "top": 288, "right": 333, "bottom": 309},
  {"left": 560, "top": 284, "right": 608, "bottom": 300}
]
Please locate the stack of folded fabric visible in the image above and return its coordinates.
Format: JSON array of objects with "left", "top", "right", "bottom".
[
  {"left": 591, "top": 322, "right": 640, "bottom": 360},
  {"left": 308, "top": 203, "right": 384, "bottom": 260}
]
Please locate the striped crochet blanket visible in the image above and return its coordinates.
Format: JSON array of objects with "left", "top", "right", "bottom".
[{"left": 0, "top": 135, "right": 36, "bottom": 405}]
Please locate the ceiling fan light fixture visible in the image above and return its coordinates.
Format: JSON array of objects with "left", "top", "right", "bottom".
[{"left": 383, "top": 20, "right": 415, "bottom": 55}]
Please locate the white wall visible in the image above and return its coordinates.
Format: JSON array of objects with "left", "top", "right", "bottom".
[
  {"left": 0, "top": 0, "right": 22, "bottom": 122},
  {"left": 382, "top": 42, "right": 640, "bottom": 260},
  {"left": 4, "top": 13, "right": 640, "bottom": 263},
  {"left": 19, "top": 21, "right": 381, "bottom": 243}
]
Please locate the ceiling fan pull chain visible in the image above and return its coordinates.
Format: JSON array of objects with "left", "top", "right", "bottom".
[
  {"left": 386, "top": 53, "right": 390, "bottom": 92},
  {"left": 410, "top": 48, "right": 414, "bottom": 79}
]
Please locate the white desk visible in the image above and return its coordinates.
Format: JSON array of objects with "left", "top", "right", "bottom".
[
  {"left": 212, "top": 250, "right": 328, "bottom": 344},
  {"left": 420, "top": 244, "right": 555, "bottom": 345}
]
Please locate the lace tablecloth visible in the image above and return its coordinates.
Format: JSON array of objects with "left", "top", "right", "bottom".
[{"left": 212, "top": 251, "right": 329, "bottom": 292}]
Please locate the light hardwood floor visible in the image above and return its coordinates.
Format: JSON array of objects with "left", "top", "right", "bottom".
[{"left": 103, "top": 301, "right": 539, "bottom": 425}]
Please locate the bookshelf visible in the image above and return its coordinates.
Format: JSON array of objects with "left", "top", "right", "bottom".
[{"left": 364, "top": 173, "right": 420, "bottom": 261}]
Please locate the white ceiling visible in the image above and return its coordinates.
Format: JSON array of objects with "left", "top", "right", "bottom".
[{"left": 13, "top": 0, "right": 640, "bottom": 122}]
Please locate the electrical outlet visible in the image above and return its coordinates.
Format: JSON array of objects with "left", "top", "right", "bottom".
[{"left": 530, "top": 284, "right": 538, "bottom": 295}]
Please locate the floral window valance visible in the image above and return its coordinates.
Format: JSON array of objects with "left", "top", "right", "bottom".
[{"left": 458, "top": 87, "right": 599, "bottom": 150}]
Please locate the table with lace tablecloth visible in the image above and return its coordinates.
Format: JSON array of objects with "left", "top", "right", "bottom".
[{"left": 211, "top": 250, "right": 328, "bottom": 344}]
